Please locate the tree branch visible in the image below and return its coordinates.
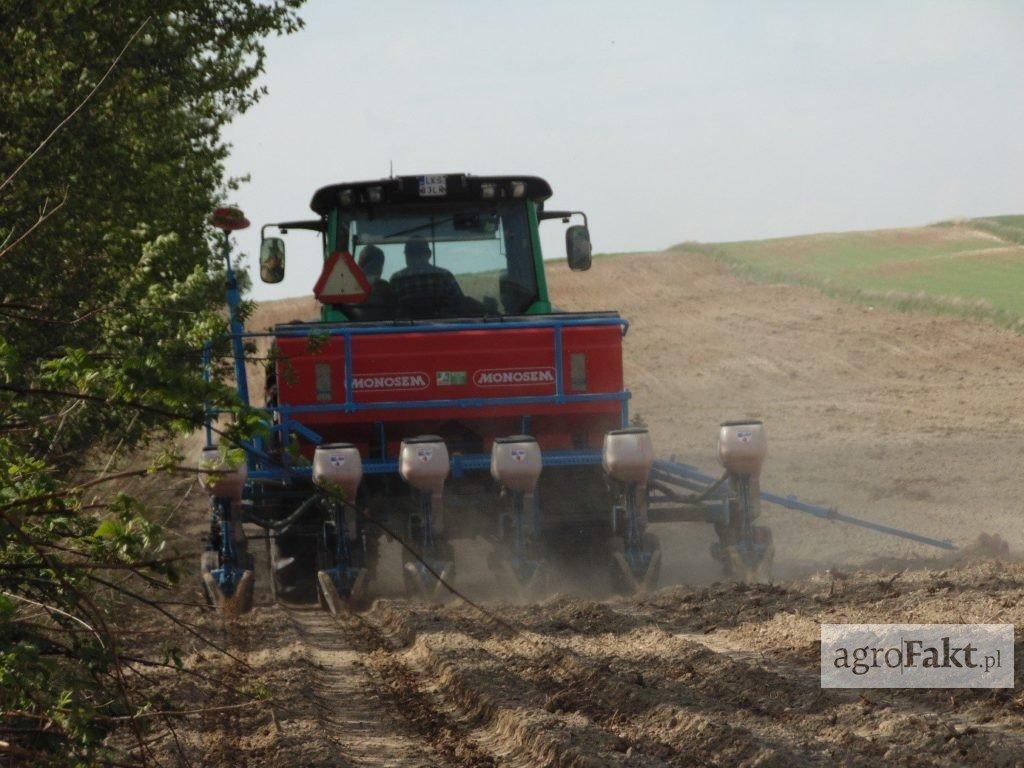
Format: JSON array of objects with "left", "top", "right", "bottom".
[
  {"left": 0, "top": 187, "right": 69, "bottom": 261},
  {"left": 0, "top": 18, "right": 151, "bottom": 194}
]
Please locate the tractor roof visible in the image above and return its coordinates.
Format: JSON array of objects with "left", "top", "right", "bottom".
[{"left": 310, "top": 174, "right": 553, "bottom": 215}]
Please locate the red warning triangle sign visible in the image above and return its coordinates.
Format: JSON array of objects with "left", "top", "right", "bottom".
[{"left": 313, "top": 251, "right": 372, "bottom": 304}]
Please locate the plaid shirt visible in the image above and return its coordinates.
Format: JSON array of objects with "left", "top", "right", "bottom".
[{"left": 390, "top": 264, "right": 463, "bottom": 308}]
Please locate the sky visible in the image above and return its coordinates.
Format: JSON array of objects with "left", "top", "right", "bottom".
[{"left": 222, "top": 0, "right": 1024, "bottom": 301}]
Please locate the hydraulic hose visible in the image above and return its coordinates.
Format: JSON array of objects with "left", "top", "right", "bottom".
[{"left": 243, "top": 494, "right": 323, "bottom": 532}]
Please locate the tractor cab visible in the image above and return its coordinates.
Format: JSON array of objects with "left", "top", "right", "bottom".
[{"left": 259, "top": 174, "right": 592, "bottom": 321}]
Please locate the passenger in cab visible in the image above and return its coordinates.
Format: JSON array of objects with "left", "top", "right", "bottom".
[
  {"left": 348, "top": 244, "right": 393, "bottom": 321},
  {"left": 358, "top": 245, "right": 391, "bottom": 303}
]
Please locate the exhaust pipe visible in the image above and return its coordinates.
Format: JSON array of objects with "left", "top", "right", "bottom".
[{"left": 198, "top": 446, "right": 253, "bottom": 615}]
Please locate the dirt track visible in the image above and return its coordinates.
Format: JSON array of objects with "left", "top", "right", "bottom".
[
  {"left": 163, "top": 248, "right": 1024, "bottom": 766},
  {"left": 178, "top": 564, "right": 1024, "bottom": 767}
]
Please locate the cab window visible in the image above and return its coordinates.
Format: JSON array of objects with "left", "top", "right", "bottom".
[{"left": 337, "top": 201, "right": 537, "bottom": 319}]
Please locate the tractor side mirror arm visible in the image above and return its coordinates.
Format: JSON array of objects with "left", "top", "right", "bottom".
[
  {"left": 539, "top": 210, "right": 593, "bottom": 271},
  {"left": 257, "top": 219, "right": 324, "bottom": 284}
]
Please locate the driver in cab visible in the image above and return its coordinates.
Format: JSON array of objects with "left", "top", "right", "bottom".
[{"left": 389, "top": 235, "right": 464, "bottom": 317}]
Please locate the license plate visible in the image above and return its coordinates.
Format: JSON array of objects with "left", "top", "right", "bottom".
[{"left": 418, "top": 175, "right": 447, "bottom": 197}]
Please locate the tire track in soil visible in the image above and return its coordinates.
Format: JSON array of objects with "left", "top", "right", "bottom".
[
  {"left": 347, "top": 601, "right": 855, "bottom": 766},
  {"left": 383, "top": 593, "right": 1024, "bottom": 768},
  {"left": 188, "top": 575, "right": 1024, "bottom": 766},
  {"left": 412, "top": 626, "right": 822, "bottom": 767},
  {"left": 377, "top": 608, "right": 845, "bottom": 766},
  {"left": 517, "top": 631, "right": 869, "bottom": 767},
  {"left": 198, "top": 618, "right": 248, "bottom": 768},
  {"left": 281, "top": 605, "right": 442, "bottom": 767},
  {"left": 327, "top": 601, "right": 627, "bottom": 768}
]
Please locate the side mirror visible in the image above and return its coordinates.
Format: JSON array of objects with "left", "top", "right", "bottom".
[
  {"left": 260, "top": 237, "right": 286, "bottom": 283},
  {"left": 566, "top": 225, "right": 592, "bottom": 271}
]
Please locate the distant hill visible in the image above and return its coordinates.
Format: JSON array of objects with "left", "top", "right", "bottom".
[
  {"left": 962, "top": 214, "right": 1024, "bottom": 245},
  {"left": 673, "top": 216, "right": 1024, "bottom": 326}
]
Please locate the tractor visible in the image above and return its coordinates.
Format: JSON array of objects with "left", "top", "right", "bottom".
[{"left": 198, "top": 174, "right": 955, "bottom": 614}]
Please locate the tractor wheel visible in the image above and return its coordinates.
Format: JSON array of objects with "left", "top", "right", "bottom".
[{"left": 271, "top": 530, "right": 317, "bottom": 603}]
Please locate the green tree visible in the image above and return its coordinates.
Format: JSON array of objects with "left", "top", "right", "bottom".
[{"left": 0, "top": 3, "right": 303, "bottom": 764}]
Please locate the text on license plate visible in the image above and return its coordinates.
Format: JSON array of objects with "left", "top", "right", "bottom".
[{"left": 418, "top": 175, "right": 447, "bottom": 196}]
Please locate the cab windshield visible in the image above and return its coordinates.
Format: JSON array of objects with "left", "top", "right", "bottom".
[{"left": 337, "top": 201, "right": 537, "bottom": 320}]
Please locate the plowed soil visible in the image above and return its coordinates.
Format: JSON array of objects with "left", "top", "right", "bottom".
[{"left": 153, "top": 249, "right": 1024, "bottom": 766}]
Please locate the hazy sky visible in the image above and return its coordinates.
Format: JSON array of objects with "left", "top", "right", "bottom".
[{"left": 223, "top": 0, "right": 1024, "bottom": 300}]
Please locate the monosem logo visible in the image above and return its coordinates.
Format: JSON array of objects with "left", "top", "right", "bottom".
[
  {"left": 473, "top": 367, "right": 556, "bottom": 387},
  {"left": 821, "top": 624, "right": 1014, "bottom": 688},
  {"left": 351, "top": 372, "right": 429, "bottom": 392}
]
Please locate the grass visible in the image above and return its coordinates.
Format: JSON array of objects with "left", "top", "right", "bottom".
[
  {"left": 673, "top": 216, "right": 1024, "bottom": 329},
  {"left": 952, "top": 215, "right": 1024, "bottom": 245}
]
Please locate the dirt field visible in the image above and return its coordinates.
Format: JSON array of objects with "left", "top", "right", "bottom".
[
  {"left": 155, "top": 249, "right": 1024, "bottom": 766},
  {"left": 163, "top": 566, "right": 1024, "bottom": 767}
]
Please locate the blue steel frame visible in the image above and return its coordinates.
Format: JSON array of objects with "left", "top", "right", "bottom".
[
  {"left": 649, "top": 459, "right": 956, "bottom": 551},
  {"left": 204, "top": 315, "right": 632, "bottom": 485}
]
